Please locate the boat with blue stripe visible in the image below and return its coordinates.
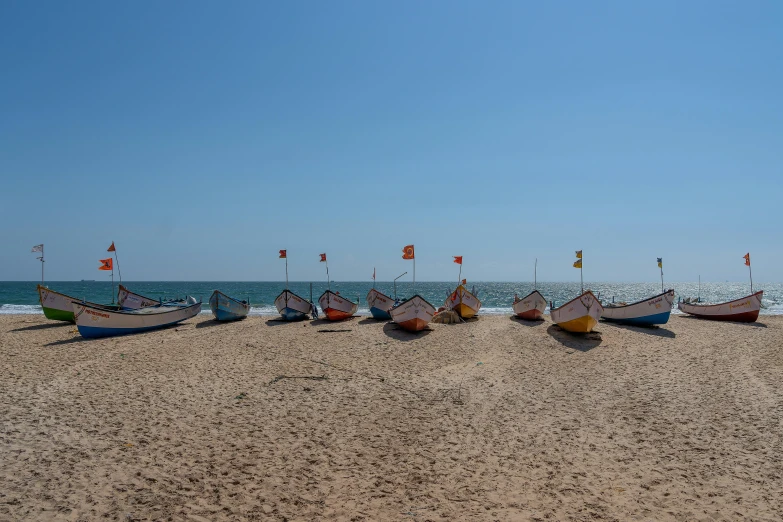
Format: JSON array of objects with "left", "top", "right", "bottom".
[
  {"left": 72, "top": 298, "right": 202, "bottom": 338},
  {"left": 601, "top": 289, "right": 675, "bottom": 326},
  {"left": 274, "top": 290, "right": 313, "bottom": 321},
  {"left": 366, "top": 288, "right": 395, "bottom": 320},
  {"left": 209, "top": 290, "right": 250, "bottom": 321}
]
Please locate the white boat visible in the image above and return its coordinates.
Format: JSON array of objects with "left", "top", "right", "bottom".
[
  {"left": 602, "top": 290, "right": 674, "bottom": 326},
  {"left": 117, "top": 285, "right": 163, "bottom": 310},
  {"left": 390, "top": 295, "right": 436, "bottom": 332},
  {"left": 512, "top": 290, "right": 547, "bottom": 320},
  {"left": 550, "top": 291, "right": 603, "bottom": 333},
  {"left": 274, "top": 290, "right": 313, "bottom": 321},
  {"left": 677, "top": 291, "right": 763, "bottom": 322},
  {"left": 444, "top": 285, "right": 482, "bottom": 319},
  {"left": 318, "top": 290, "right": 358, "bottom": 321},
  {"left": 37, "top": 284, "right": 117, "bottom": 323},
  {"left": 366, "top": 288, "right": 395, "bottom": 320},
  {"left": 72, "top": 298, "right": 202, "bottom": 338}
]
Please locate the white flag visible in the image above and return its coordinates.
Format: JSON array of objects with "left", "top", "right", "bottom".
[{"left": 31, "top": 244, "right": 43, "bottom": 253}]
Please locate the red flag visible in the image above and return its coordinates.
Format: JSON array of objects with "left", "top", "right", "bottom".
[
  {"left": 107, "top": 242, "right": 116, "bottom": 252},
  {"left": 453, "top": 256, "right": 463, "bottom": 265},
  {"left": 402, "top": 245, "right": 414, "bottom": 260},
  {"left": 279, "top": 249, "right": 287, "bottom": 259},
  {"left": 320, "top": 253, "right": 327, "bottom": 262},
  {"left": 99, "top": 258, "right": 113, "bottom": 271},
  {"left": 743, "top": 253, "right": 751, "bottom": 266}
]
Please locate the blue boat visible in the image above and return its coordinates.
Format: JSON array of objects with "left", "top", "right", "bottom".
[
  {"left": 366, "top": 288, "right": 395, "bottom": 320},
  {"left": 274, "top": 289, "right": 313, "bottom": 321},
  {"left": 209, "top": 290, "right": 250, "bottom": 321},
  {"left": 601, "top": 289, "right": 675, "bottom": 326}
]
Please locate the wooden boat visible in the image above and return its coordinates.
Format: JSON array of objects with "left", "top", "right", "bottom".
[
  {"left": 274, "top": 290, "right": 312, "bottom": 321},
  {"left": 72, "top": 298, "right": 202, "bottom": 338},
  {"left": 390, "top": 295, "right": 435, "bottom": 332},
  {"left": 550, "top": 291, "right": 603, "bottom": 333},
  {"left": 602, "top": 290, "right": 674, "bottom": 326},
  {"left": 208, "top": 290, "right": 250, "bottom": 321},
  {"left": 444, "top": 285, "right": 481, "bottom": 319},
  {"left": 318, "top": 290, "right": 358, "bottom": 321},
  {"left": 366, "top": 288, "right": 395, "bottom": 320},
  {"left": 677, "top": 291, "right": 763, "bottom": 322},
  {"left": 36, "top": 285, "right": 117, "bottom": 323},
  {"left": 117, "top": 285, "right": 163, "bottom": 310},
  {"left": 512, "top": 290, "right": 547, "bottom": 320}
]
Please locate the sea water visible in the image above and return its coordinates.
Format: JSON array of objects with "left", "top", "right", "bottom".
[{"left": 1, "top": 281, "right": 781, "bottom": 316}]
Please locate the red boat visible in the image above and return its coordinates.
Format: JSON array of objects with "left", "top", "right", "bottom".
[
  {"left": 677, "top": 291, "right": 763, "bottom": 322},
  {"left": 318, "top": 290, "right": 358, "bottom": 321}
]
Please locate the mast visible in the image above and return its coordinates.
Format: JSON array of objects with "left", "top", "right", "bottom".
[{"left": 534, "top": 258, "right": 537, "bottom": 291}]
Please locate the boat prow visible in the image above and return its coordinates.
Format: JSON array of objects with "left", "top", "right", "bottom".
[
  {"left": 318, "top": 290, "right": 358, "bottom": 321},
  {"left": 677, "top": 291, "right": 763, "bottom": 323},
  {"left": 550, "top": 291, "right": 603, "bottom": 333},
  {"left": 274, "top": 290, "right": 312, "bottom": 321},
  {"left": 445, "top": 285, "right": 482, "bottom": 319},
  {"left": 390, "top": 295, "right": 435, "bottom": 332},
  {"left": 209, "top": 290, "right": 250, "bottom": 321},
  {"left": 601, "top": 289, "right": 675, "bottom": 326},
  {"left": 512, "top": 290, "right": 547, "bottom": 320},
  {"left": 366, "top": 288, "right": 395, "bottom": 320}
]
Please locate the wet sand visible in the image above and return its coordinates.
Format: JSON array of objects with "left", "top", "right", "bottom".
[{"left": 1, "top": 314, "right": 782, "bottom": 521}]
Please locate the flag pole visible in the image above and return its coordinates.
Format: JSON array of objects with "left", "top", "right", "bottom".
[
  {"left": 749, "top": 261, "right": 753, "bottom": 293},
  {"left": 458, "top": 262, "right": 462, "bottom": 286},
  {"left": 660, "top": 264, "right": 664, "bottom": 293},
  {"left": 534, "top": 258, "right": 537, "bottom": 291},
  {"left": 111, "top": 263, "right": 115, "bottom": 304},
  {"left": 40, "top": 245, "right": 45, "bottom": 285},
  {"left": 698, "top": 275, "right": 701, "bottom": 303},
  {"left": 326, "top": 258, "right": 330, "bottom": 292},
  {"left": 580, "top": 253, "right": 584, "bottom": 294},
  {"left": 113, "top": 242, "right": 122, "bottom": 285},
  {"left": 285, "top": 256, "right": 289, "bottom": 290}
]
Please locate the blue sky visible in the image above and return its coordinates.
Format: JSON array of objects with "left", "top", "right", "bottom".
[{"left": 1, "top": 1, "right": 780, "bottom": 283}]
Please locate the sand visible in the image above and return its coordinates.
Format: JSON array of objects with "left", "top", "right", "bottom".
[{"left": 1, "top": 313, "right": 782, "bottom": 521}]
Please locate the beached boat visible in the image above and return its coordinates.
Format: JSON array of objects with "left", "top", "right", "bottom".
[
  {"left": 512, "top": 290, "right": 547, "bottom": 320},
  {"left": 72, "top": 298, "right": 202, "bottom": 338},
  {"left": 274, "top": 290, "right": 312, "bottom": 321},
  {"left": 117, "top": 285, "right": 163, "bottom": 310},
  {"left": 390, "top": 295, "right": 436, "bottom": 332},
  {"left": 36, "top": 285, "right": 117, "bottom": 323},
  {"left": 366, "top": 288, "right": 395, "bottom": 320},
  {"left": 677, "top": 291, "right": 763, "bottom": 323},
  {"left": 318, "top": 290, "right": 358, "bottom": 321},
  {"left": 208, "top": 290, "right": 250, "bottom": 322},
  {"left": 550, "top": 291, "right": 603, "bottom": 333},
  {"left": 602, "top": 290, "right": 675, "bottom": 326},
  {"left": 445, "top": 285, "right": 481, "bottom": 319}
]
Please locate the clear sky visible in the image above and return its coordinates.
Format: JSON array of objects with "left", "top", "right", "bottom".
[{"left": 1, "top": 1, "right": 781, "bottom": 283}]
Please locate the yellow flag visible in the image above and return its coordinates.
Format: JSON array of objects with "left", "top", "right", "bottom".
[
  {"left": 573, "top": 259, "right": 582, "bottom": 268},
  {"left": 575, "top": 250, "right": 582, "bottom": 259}
]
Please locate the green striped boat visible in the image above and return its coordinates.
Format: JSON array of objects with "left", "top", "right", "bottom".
[{"left": 37, "top": 285, "right": 117, "bottom": 323}]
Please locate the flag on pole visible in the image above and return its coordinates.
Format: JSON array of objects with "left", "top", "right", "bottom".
[
  {"left": 402, "top": 245, "right": 415, "bottom": 260},
  {"left": 279, "top": 250, "right": 287, "bottom": 258},
  {"left": 453, "top": 256, "right": 463, "bottom": 265},
  {"left": 31, "top": 244, "right": 43, "bottom": 253},
  {"left": 99, "top": 258, "right": 113, "bottom": 271},
  {"left": 319, "top": 253, "right": 327, "bottom": 262},
  {"left": 107, "top": 242, "right": 116, "bottom": 252},
  {"left": 657, "top": 257, "right": 663, "bottom": 268},
  {"left": 573, "top": 259, "right": 582, "bottom": 268},
  {"left": 743, "top": 253, "right": 751, "bottom": 266},
  {"left": 575, "top": 250, "right": 582, "bottom": 259}
]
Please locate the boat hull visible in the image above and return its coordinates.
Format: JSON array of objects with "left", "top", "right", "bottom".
[
  {"left": 551, "top": 291, "right": 603, "bottom": 333},
  {"left": 209, "top": 290, "right": 250, "bottom": 322},
  {"left": 445, "top": 285, "right": 481, "bottom": 319},
  {"left": 366, "top": 289, "right": 394, "bottom": 320},
  {"left": 73, "top": 301, "right": 202, "bottom": 338},
  {"left": 390, "top": 295, "right": 435, "bottom": 332},
  {"left": 677, "top": 291, "right": 763, "bottom": 323},
  {"left": 602, "top": 290, "right": 674, "bottom": 326},
  {"left": 118, "top": 285, "right": 162, "bottom": 310},
  {"left": 512, "top": 290, "right": 547, "bottom": 320},
  {"left": 274, "top": 290, "right": 311, "bottom": 321},
  {"left": 318, "top": 291, "right": 358, "bottom": 321}
]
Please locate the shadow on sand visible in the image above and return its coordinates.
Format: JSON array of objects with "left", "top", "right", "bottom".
[
  {"left": 358, "top": 317, "right": 387, "bottom": 325},
  {"left": 265, "top": 318, "right": 308, "bottom": 327},
  {"left": 546, "top": 324, "right": 602, "bottom": 352},
  {"left": 45, "top": 336, "right": 90, "bottom": 347},
  {"left": 601, "top": 321, "right": 676, "bottom": 338},
  {"left": 11, "top": 322, "right": 71, "bottom": 333},
  {"left": 509, "top": 316, "right": 546, "bottom": 328},
  {"left": 196, "top": 319, "right": 234, "bottom": 329},
  {"left": 676, "top": 315, "right": 768, "bottom": 328},
  {"left": 382, "top": 322, "right": 433, "bottom": 341}
]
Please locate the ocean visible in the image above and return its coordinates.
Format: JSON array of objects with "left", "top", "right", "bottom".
[{"left": 2, "top": 281, "right": 781, "bottom": 316}]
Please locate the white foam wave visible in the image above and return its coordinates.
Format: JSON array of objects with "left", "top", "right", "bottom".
[{"left": 0, "top": 304, "right": 43, "bottom": 315}]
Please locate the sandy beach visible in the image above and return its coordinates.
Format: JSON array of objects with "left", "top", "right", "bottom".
[{"left": 1, "top": 314, "right": 781, "bottom": 521}]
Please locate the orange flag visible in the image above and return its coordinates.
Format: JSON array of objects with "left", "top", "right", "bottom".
[
  {"left": 99, "top": 258, "right": 113, "bottom": 271},
  {"left": 453, "top": 256, "right": 463, "bottom": 265},
  {"left": 743, "top": 253, "right": 750, "bottom": 266},
  {"left": 279, "top": 250, "right": 287, "bottom": 258},
  {"left": 319, "top": 253, "right": 327, "bottom": 262},
  {"left": 107, "top": 242, "right": 116, "bottom": 252},
  {"left": 402, "top": 245, "right": 415, "bottom": 260}
]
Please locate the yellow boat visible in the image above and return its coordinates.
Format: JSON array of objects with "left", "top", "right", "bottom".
[
  {"left": 445, "top": 285, "right": 482, "bottom": 319},
  {"left": 550, "top": 291, "right": 603, "bottom": 333}
]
